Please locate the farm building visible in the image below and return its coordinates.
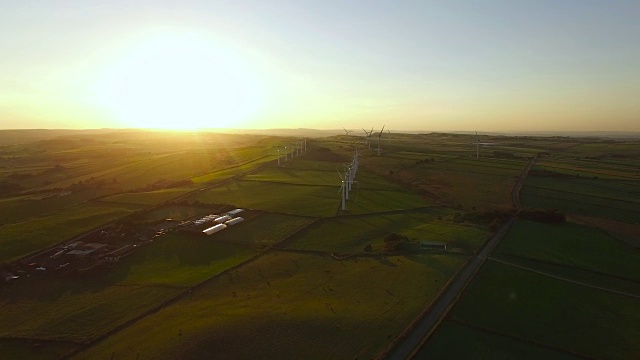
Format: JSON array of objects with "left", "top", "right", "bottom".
[
  {"left": 214, "top": 215, "right": 231, "bottom": 223},
  {"left": 203, "top": 223, "right": 227, "bottom": 235},
  {"left": 226, "top": 208, "right": 244, "bottom": 216},
  {"left": 225, "top": 217, "right": 244, "bottom": 226},
  {"left": 420, "top": 241, "right": 447, "bottom": 250},
  {"left": 67, "top": 243, "right": 107, "bottom": 256}
]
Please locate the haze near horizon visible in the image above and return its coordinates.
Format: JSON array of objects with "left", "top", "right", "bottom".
[{"left": 1, "top": 1, "right": 639, "bottom": 132}]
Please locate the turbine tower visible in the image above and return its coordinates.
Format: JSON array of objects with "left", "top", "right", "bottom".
[
  {"left": 277, "top": 149, "right": 280, "bottom": 166},
  {"left": 475, "top": 131, "right": 480, "bottom": 159},
  {"left": 377, "top": 124, "right": 385, "bottom": 156},
  {"left": 363, "top": 128, "right": 373, "bottom": 149},
  {"left": 337, "top": 171, "right": 346, "bottom": 210}
]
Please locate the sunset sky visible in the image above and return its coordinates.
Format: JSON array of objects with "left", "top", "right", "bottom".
[{"left": 1, "top": 1, "right": 639, "bottom": 132}]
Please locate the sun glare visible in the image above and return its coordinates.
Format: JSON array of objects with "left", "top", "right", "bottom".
[{"left": 92, "top": 31, "right": 264, "bottom": 130}]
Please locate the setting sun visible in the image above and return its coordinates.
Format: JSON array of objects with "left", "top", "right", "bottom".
[{"left": 91, "top": 31, "right": 264, "bottom": 130}]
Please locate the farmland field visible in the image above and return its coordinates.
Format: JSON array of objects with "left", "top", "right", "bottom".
[
  {"left": 99, "top": 187, "right": 195, "bottom": 205},
  {"left": 185, "top": 180, "right": 339, "bottom": 217},
  {"left": 72, "top": 251, "right": 466, "bottom": 360},
  {"left": 0, "top": 278, "right": 181, "bottom": 342},
  {"left": 0, "top": 189, "right": 119, "bottom": 225},
  {"left": 114, "top": 233, "right": 255, "bottom": 286},
  {"left": 286, "top": 209, "right": 487, "bottom": 253},
  {"left": 449, "top": 261, "right": 640, "bottom": 360},
  {"left": 522, "top": 178, "right": 640, "bottom": 223},
  {"left": 2, "top": 130, "right": 640, "bottom": 359},
  {"left": 142, "top": 205, "right": 214, "bottom": 221},
  {"left": 0, "top": 202, "right": 142, "bottom": 263},
  {"left": 211, "top": 213, "right": 315, "bottom": 247},
  {"left": 416, "top": 320, "right": 579, "bottom": 360},
  {"left": 495, "top": 220, "right": 640, "bottom": 281},
  {"left": 0, "top": 339, "right": 79, "bottom": 360}
]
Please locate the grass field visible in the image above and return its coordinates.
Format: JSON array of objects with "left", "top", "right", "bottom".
[
  {"left": 534, "top": 159, "right": 640, "bottom": 180},
  {"left": 211, "top": 213, "right": 314, "bottom": 247},
  {"left": 417, "top": 320, "right": 579, "bottom": 360},
  {"left": 186, "top": 180, "right": 339, "bottom": 217},
  {"left": 0, "top": 278, "right": 181, "bottom": 342},
  {"left": 0, "top": 188, "right": 114, "bottom": 224},
  {"left": 286, "top": 209, "right": 487, "bottom": 253},
  {"left": 522, "top": 178, "right": 640, "bottom": 223},
  {"left": 113, "top": 233, "right": 255, "bottom": 287},
  {"left": 0, "top": 202, "right": 142, "bottom": 263},
  {"left": 142, "top": 205, "right": 214, "bottom": 221},
  {"left": 345, "top": 187, "right": 430, "bottom": 214},
  {"left": 451, "top": 261, "right": 640, "bottom": 360},
  {"left": 99, "top": 187, "right": 195, "bottom": 205},
  {"left": 72, "top": 251, "right": 466, "bottom": 360},
  {"left": 0, "top": 339, "right": 79, "bottom": 360},
  {"left": 496, "top": 221, "right": 640, "bottom": 281}
]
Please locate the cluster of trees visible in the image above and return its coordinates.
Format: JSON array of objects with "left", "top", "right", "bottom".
[
  {"left": 452, "top": 206, "right": 566, "bottom": 231},
  {"left": 517, "top": 208, "right": 566, "bottom": 223},
  {"left": 0, "top": 180, "right": 24, "bottom": 196},
  {"left": 136, "top": 178, "right": 193, "bottom": 192},
  {"left": 383, "top": 233, "right": 410, "bottom": 252},
  {"left": 69, "top": 177, "right": 116, "bottom": 192},
  {"left": 492, "top": 151, "right": 521, "bottom": 159},
  {"left": 166, "top": 199, "right": 212, "bottom": 207},
  {"left": 415, "top": 158, "right": 435, "bottom": 165}
]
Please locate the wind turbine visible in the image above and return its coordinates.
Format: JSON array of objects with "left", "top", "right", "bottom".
[
  {"left": 377, "top": 124, "right": 385, "bottom": 156},
  {"left": 362, "top": 128, "right": 373, "bottom": 149},
  {"left": 277, "top": 149, "right": 281, "bottom": 166},
  {"left": 337, "top": 171, "right": 346, "bottom": 210},
  {"left": 343, "top": 128, "right": 353, "bottom": 136},
  {"left": 475, "top": 131, "right": 480, "bottom": 159}
]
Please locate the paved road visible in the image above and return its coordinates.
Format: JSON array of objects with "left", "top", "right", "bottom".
[
  {"left": 384, "top": 156, "right": 537, "bottom": 360},
  {"left": 385, "top": 218, "right": 515, "bottom": 360}
]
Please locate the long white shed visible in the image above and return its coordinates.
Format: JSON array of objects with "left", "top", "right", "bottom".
[
  {"left": 225, "top": 217, "right": 244, "bottom": 226},
  {"left": 202, "top": 223, "right": 227, "bottom": 235},
  {"left": 214, "top": 215, "right": 231, "bottom": 223}
]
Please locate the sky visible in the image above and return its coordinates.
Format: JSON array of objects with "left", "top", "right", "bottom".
[{"left": 1, "top": 0, "right": 639, "bottom": 132}]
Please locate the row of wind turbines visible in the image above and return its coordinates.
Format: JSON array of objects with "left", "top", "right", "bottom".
[
  {"left": 343, "top": 125, "right": 390, "bottom": 156},
  {"left": 337, "top": 149, "right": 359, "bottom": 211},
  {"left": 276, "top": 139, "right": 307, "bottom": 166}
]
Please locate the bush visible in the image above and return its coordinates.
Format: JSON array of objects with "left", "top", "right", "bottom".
[
  {"left": 383, "top": 233, "right": 409, "bottom": 252},
  {"left": 517, "top": 208, "right": 566, "bottom": 223}
]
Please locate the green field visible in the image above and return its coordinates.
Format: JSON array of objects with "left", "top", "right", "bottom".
[
  {"left": 286, "top": 209, "right": 487, "bottom": 253},
  {"left": 0, "top": 189, "right": 115, "bottom": 225},
  {"left": 0, "top": 339, "right": 79, "bottom": 360},
  {"left": 114, "top": 234, "right": 255, "bottom": 286},
  {"left": 99, "top": 187, "right": 195, "bottom": 205},
  {"left": 142, "top": 205, "right": 214, "bottom": 221},
  {"left": 186, "top": 180, "right": 339, "bottom": 217},
  {"left": 72, "top": 251, "right": 465, "bottom": 360},
  {"left": 450, "top": 261, "right": 640, "bottom": 360},
  {"left": 361, "top": 156, "right": 524, "bottom": 210},
  {"left": 495, "top": 221, "right": 640, "bottom": 281},
  {"left": 345, "top": 187, "right": 430, "bottom": 214},
  {"left": 211, "top": 213, "right": 314, "bottom": 247},
  {"left": 417, "top": 320, "right": 579, "bottom": 360},
  {"left": 0, "top": 278, "right": 180, "bottom": 342},
  {"left": 522, "top": 178, "right": 640, "bottom": 223},
  {"left": 0, "top": 202, "right": 142, "bottom": 263}
]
